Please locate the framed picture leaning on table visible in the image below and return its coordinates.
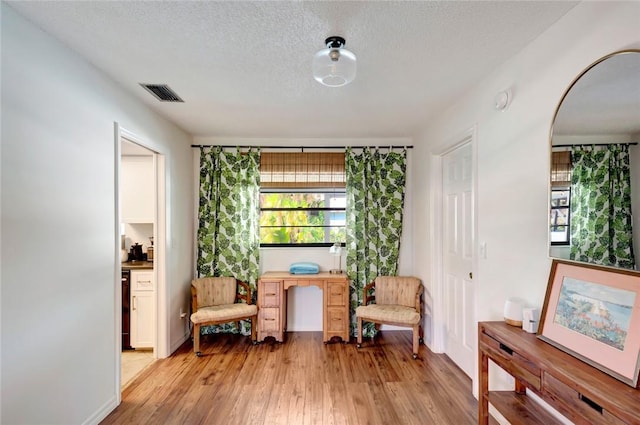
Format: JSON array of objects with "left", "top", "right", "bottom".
[{"left": 538, "top": 259, "right": 640, "bottom": 387}]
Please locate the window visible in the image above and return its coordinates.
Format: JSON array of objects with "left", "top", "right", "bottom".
[
  {"left": 260, "top": 190, "right": 345, "bottom": 246},
  {"left": 259, "top": 152, "right": 346, "bottom": 247},
  {"left": 550, "top": 151, "right": 572, "bottom": 245},
  {"left": 550, "top": 188, "right": 571, "bottom": 245}
]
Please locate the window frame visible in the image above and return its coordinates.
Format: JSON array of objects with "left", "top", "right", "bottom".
[
  {"left": 259, "top": 188, "right": 346, "bottom": 248},
  {"left": 550, "top": 187, "right": 571, "bottom": 246}
]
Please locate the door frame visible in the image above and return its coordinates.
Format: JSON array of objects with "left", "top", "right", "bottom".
[
  {"left": 113, "top": 123, "right": 168, "bottom": 401},
  {"left": 429, "top": 126, "right": 478, "bottom": 368}
]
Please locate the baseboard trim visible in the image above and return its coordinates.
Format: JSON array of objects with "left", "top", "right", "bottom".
[
  {"left": 82, "top": 394, "right": 118, "bottom": 425},
  {"left": 170, "top": 331, "right": 190, "bottom": 355}
]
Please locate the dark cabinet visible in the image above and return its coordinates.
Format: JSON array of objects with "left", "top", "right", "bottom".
[{"left": 122, "top": 270, "right": 131, "bottom": 350}]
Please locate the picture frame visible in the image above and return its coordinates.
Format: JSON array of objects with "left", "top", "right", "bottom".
[{"left": 538, "top": 259, "right": 640, "bottom": 387}]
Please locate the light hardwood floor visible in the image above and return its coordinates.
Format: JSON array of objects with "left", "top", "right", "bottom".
[
  {"left": 121, "top": 349, "right": 155, "bottom": 389},
  {"left": 103, "top": 331, "right": 486, "bottom": 425}
]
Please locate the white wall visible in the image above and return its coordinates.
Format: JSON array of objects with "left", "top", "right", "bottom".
[
  {"left": 412, "top": 0, "right": 640, "bottom": 399},
  {"left": 124, "top": 223, "right": 154, "bottom": 255},
  {"left": 121, "top": 155, "right": 155, "bottom": 256},
  {"left": 121, "top": 155, "right": 154, "bottom": 224},
  {"left": 1, "top": 4, "right": 194, "bottom": 425},
  {"left": 192, "top": 138, "right": 414, "bottom": 331}
]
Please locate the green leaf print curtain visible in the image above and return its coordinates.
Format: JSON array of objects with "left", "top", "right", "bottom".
[
  {"left": 570, "top": 144, "right": 635, "bottom": 269},
  {"left": 197, "top": 146, "right": 261, "bottom": 335},
  {"left": 346, "top": 147, "right": 407, "bottom": 337}
]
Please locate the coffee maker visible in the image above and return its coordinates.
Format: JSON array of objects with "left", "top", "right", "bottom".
[{"left": 129, "top": 243, "right": 144, "bottom": 261}]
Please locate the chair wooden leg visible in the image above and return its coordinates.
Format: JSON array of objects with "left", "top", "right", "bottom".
[
  {"left": 235, "top": 321, "right": 240, "bottom": 333},
  {"left": 412, "top": 323, "right": 419, "bottom": 359},
  {"left": 194, "top": 324, "right": 201, "bottom": 356},
  {"left": 419, "top": 324, "right": 424, "bottom": 344},
  {"left": 250, "top": 315, "right": 257, "bottom": 344},
  {"left": 357, "top": 317, "right": 363, "bottom": 348}
]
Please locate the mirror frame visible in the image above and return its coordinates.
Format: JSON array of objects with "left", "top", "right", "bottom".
[
  {"left": 548, "top": 49, "right": 640, "bottom": 266},
  {"left": 549, "top": 49, "right": 640, "bottom": 138}
]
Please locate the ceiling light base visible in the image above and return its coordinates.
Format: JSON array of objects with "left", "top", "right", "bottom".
[{"left": 325, "top": 36, "right": 346, "bottom": 49}]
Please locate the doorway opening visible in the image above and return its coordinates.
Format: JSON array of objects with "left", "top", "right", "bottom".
[{"left": 115, "top": 124, "right": 167, "bottom": 397}]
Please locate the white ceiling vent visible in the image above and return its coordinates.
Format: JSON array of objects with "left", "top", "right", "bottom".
[{"left": 139, "top": 83, "right": 184, "bottom": 102}]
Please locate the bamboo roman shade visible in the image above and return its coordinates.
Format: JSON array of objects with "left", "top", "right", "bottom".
[
  {"left": 551, "top": 151, "right": 571, "bottom": 187},
  {"left": 260, "top": 152, "right": 346, "bottom": 188}
]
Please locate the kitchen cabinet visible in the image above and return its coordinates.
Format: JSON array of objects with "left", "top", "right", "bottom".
[
  {"left": 121, "top": 155, "right": 154, "bottom": 223},
  {"left": 130, "top": 270, "right": 154, "bottom": 349}
]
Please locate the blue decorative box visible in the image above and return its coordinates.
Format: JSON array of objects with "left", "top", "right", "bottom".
[{"left": 289, "top": 262, "right": 320, "bottom": 274}]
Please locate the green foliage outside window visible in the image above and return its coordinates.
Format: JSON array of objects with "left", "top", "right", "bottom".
[{"left": 260, "top": 192, "right": 346, "bottom": 244}]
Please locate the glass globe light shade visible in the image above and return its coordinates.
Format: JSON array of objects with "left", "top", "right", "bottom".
[{"left": 313, "top": 47, "right": 357, "bottom": 87}]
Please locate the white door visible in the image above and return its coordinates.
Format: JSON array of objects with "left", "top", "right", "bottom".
[{"left": 442, "top": 142, "right": 475, "bottom": 377}]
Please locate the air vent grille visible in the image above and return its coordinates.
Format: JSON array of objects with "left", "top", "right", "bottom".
[{"left": 140, "top": 83, "right": 184, "bottom": 102}]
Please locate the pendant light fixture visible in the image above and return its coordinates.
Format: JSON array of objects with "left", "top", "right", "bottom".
[{"left": 313, "top": 36, "right": 356, "bottom": 87}]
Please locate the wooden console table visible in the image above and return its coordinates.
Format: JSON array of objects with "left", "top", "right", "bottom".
[
  {"left": 257, "top": 272, "right": 350, "bottom": 343},
  {"left": 478, "top": 321, "right": 640, "bottom": 424}
]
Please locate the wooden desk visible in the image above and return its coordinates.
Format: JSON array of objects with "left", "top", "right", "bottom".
[
  {"left": 257, "top": 272, "right": 350, "bottom": 343},
  {"left": 478, "top": 321, "right": 640, "bottom": 425}
]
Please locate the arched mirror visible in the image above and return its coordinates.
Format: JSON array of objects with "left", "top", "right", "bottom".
[{"left": 549, "top": 50, "right": 640, "bottom": 270}]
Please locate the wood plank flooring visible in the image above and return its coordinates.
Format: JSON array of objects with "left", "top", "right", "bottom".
[{"left": 102, "top": 331, "right": 485, "bottom": 425}]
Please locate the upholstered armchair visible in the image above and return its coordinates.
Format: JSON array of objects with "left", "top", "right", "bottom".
[
  {"left": 190, "top": 277, "right": 257, "bottom": 356},
  {"left": 356, "top": 276, "right": 424, "bottom": 359}
]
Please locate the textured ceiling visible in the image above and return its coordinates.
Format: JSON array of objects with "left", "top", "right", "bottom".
[{"left": 7, "top": 1, "right": 578, "bottom": 139}]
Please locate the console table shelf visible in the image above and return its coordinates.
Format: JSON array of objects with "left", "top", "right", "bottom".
[
  {"left": 478, "top": 321, "right": 640, "bottom": 425},
  {"left": 488, "top": 391, "right": 561, "bottom": 425}
]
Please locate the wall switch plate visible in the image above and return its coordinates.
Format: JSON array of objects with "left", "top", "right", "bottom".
[{"left": 479, "top": 242, "right": 487, "bottom": 259}]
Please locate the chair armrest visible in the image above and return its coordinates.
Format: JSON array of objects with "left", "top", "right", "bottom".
[
  {"left": 191, "top": 284, "right": 198, "bottom": 313},
  {"left": 415, "top": 284, "right": 424, "bottom": 312},
  {"left": 236, "top": 280, "right": 253, "bottom": 305},
  {"left": 362, "top": 281, "right": 376, "bottom": 306}
]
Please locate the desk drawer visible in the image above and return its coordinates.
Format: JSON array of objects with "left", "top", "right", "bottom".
[
  {"left": 480, "top": 332, "right": 541, "bottom": 390},
  {"left": 260, "top": 280, "right": 280, "bottom": 306},
  {"left": 326, "top": 307, "right": 347, "bottom": 333},
  {"left": 260, "top": 307, "right": 280, "bottom": 332},
  {"left": 543, "top": 372, "right": 625, "bottom": 425},
  {"left": 326, "top": 281, "right": 347, "bottom": 306}
]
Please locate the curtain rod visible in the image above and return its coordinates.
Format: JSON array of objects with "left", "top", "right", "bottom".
[
  {"left": 191, "top": 144, "right": 414, "bottom": 150},
  {"left": 553, "top": 142, "right": 638, "bottom": 148}
]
